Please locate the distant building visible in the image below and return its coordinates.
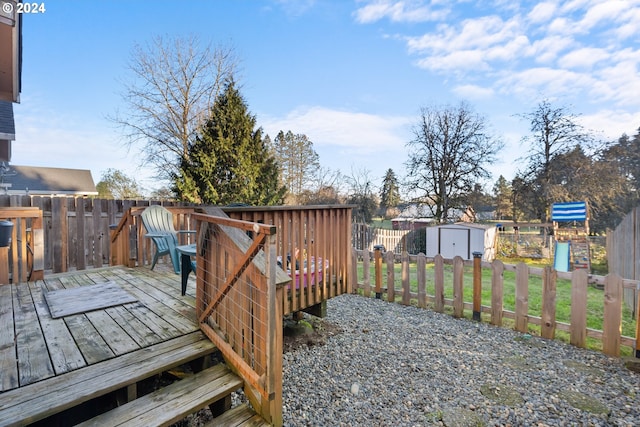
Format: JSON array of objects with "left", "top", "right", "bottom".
[
  {"left": 0, "top": 3, "right": 21, "bottom": 160},
  {"left": 1, "top": 165, "right": 97, "bottom": 196},
  {"left": 391, "top": 203, "right": 482, "bottom": 230}
]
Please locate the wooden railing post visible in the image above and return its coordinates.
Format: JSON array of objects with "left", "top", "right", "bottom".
[
  {"left": 374, "top": 245, "right": 383, "bottom": 299},
  {"left": 472, "top": 251, "right": 483, "bottom": 321},
  {"left": 0, "top": 247, "right": 8, "bottom": 284},
  {"left": 636, "top": 288, "right": 640, "bottom": 358},
  {"left": 265, "top": 232, "right": 283, "bottom": 426}
]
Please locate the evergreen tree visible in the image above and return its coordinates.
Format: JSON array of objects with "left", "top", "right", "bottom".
[
  {"left": 380, "top": 169, "right": 400, "bottom": 209},
  {"left": 271, "top": 130, "right": 320, "bottom": 204},
  {"left": 174, "top": 79, "right": 285, "bottom": 205},
  {"left": 492, "top": 175, "right": 512, "bottom": 220}
]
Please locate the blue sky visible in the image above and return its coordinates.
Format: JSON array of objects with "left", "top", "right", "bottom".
[{"left": 10, "top": 0, "right": 640, "bottom": 195}]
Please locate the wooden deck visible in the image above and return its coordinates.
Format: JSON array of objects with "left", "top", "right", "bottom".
[{"left": 0, "top": 265, "right": 266, "bottom": 426}]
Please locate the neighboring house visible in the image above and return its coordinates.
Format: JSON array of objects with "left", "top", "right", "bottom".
[
  {"left": 1, "top": 165, "right": 97, "bottom": 196},
  {"left": 0, "top": 101, "right": 15, "bottom": 162},
  {"left": 391, "top": 203, "right": 481, "bottom": 230},
  {"left": 0, "top": 2, "right": 21, "bottom": 162}
]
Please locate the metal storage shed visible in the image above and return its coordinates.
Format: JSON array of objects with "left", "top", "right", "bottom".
[{"left": 425, "top": 223, "right": 498, "bottom": 261}]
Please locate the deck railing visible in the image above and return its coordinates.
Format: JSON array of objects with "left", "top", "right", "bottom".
[
  {"left": 224, "top": 205, "right": 353, "bottom": 315},
  {"left": 0, "top": 207, "right": 44, "bottom": 284},
  {"left": 109, "top": 206, "right": 199, "bottom": 268},
  {"left": 193, "top": 211, "right": 286, "bottom": 426},
  {"left": 354, "top": 249, "right": 640, "bottom": 358}
]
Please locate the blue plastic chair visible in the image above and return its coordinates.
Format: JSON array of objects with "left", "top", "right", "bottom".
[{"left": 140, "top": 205, "right": 193, "bottom": 274}]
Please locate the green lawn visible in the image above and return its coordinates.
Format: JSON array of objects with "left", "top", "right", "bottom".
[{"left": 356, "top": 259, "right": 636, "bottom": 355}]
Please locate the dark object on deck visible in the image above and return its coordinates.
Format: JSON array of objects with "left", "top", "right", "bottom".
[{"left": 0, "top": 220, "right": 12, "bottom": 247}]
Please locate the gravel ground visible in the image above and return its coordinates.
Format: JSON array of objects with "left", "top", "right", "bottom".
[{"left": 282, "top": 294, "right": 640, "bottom": 426}]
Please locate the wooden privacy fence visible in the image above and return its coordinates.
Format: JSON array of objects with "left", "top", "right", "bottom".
[
  {"left": 607, "top": 206, "right": 640, "bottom": 312},
  {"left": 352, "top": 223, "right": 411, "bottom": 254},
  {"left": 353, "top": 249, "right": 640, "bottom": 358},
  {"left": 0, "top": 195, "right": 191, "bottom": 275},
  {"left": 193, "top": 211, "right": 287, "bottom": 426},
  {"left": 0, "top": 207, "right": 44, "bottom": 284}
]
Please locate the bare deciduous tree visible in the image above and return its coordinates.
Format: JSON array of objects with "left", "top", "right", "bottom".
[
  {"left": 518, "top": 99, "right": 592, "bottom": 222},
  {"left": 405, "top": 102, "right": 503, "bottom": 223},
  {"left": 112, "top": 35, "right": 238, "bottom": 182}
]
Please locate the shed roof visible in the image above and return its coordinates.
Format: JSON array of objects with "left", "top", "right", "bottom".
[{"left": 1, "top": 164, "right": 97, "bottom": 195}]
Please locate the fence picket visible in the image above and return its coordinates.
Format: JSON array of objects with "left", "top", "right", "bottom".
[
  {"left": 434, "top": 254, "right": 444, "bottom": 313},
  {"left": 515, "top": 263, "right": 529, "bottom": 333},
  {"left": 453, "top": 256, "right": 464, "bottom": 318},
  {"left": 541, "top": 266, "right": 557, "bottom": 339},
  {"left": 570, "top": 269, "right": 588, "bottom": 348},
  {"left": 385, "top": 250, "right": 395, "bottom": 303},
  {"left": 401, "top": 251, "right": 411, "bottom": 305},
  {"left": 417, "top": 254, "right": 426, "bottom": 308},
  {"left": 603, "top": 273, "right": 623, "bottom": 356},
  {"left": 491, "top": 260, "right": 504, "bottom": 326},
  {"left": 363, "top": 250, "right": 371, "bottom": 298}
]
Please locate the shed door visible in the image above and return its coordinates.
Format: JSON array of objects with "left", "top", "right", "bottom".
[{"left": 438, "top": 228, "right": 470, "bottom": 260}]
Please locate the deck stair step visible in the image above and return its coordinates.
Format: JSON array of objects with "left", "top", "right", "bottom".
[
  {"left": 0, "top": 332, "right": 217, "bottom": 426},
  {"left": 77, "top": 364, "right": 253, "bottom": 426},
  {"left": 207, "top": 403, "right": 271, "bottom": 426}
]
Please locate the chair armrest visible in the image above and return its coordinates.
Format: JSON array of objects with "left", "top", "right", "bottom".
[
  {"left": 177, "top": 230, "right": 196, "bottom": 235},
  {"left": 144, "top": 232, "right": 173, "bottom": 238}
]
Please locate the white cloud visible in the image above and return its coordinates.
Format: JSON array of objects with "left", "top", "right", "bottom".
[
  {"left": 496, "top": 67, "right": 596, "bottom": 99},
  {"left": 273, "top": 0, "right": 317, "bottom": 17},
  {"left": 392, "top": 0, "right": 640, "bottom": 117},
  {"left": 408, "top": 15, "right": 522, "bottom": 54},
  {"left": 527, "top": 2, "right": 557, "bottom": 24},
  {"left": 452, "top": 84, "right": 494, "bottom": 100},
  {"left": 558, "top": 47, "right": 610, "bottom": 69},
  {"left": 579, "top": 109, "right": 640, "bottom": 140},
  {"left": 416, "top": 49, "right": 489, "bottom": 72},
  {"left": 354, "top": 0, "right": 449, "bottom": 24},
  {"left": 579, "top": 0, "right": 629, "bottom": 32},
  {"left": 261, "top": 106, "right": 411, "bottom": 152}
]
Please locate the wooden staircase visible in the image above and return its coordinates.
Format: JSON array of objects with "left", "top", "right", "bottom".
[
  {"left": 0, "top": 332, "right": 269, "bottom": 426},
  {"left": 77, "top": 364, "right": 267, "bottom": 427}
]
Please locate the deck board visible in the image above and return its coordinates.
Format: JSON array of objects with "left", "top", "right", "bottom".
[
  {"left": 0, "top": 266, "right": 201, "bottom": 392},
  {"left": 28, "top": 281, "right": 86, "bottom": 374},
  {"left": 0, "top": 265, "right": 216, "bottom": 425},
  {"left": 107, "top": 304, "right": 163, "bottom": 347},
  {"left": 0, "top": 284, "right": 17, "bottom": 391},
  {"left": 13, "top": 282, "right": 54, "bottom": 386}
]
